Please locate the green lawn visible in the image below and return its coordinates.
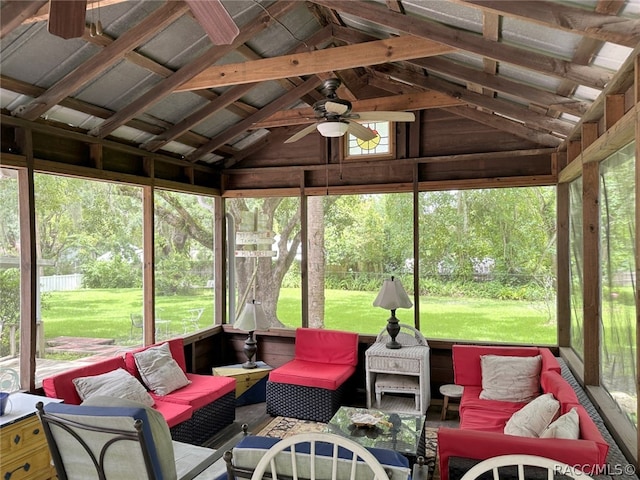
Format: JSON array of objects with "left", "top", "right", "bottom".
[{"left": 41, "top": 287, "right": 557, "bottom": 346}]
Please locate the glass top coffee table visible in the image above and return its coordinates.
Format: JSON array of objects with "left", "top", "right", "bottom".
[{"left": 327, "top": 406, "right": 426, "bottom": 457}]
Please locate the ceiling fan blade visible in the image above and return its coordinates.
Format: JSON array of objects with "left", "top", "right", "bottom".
[
  {"left": 355, "top": 111, "right": 416, "bottom": 122},
  {"left": 48, "top": 0, "right": 87, "bottom": 39},
  {"left": 345, "top": 120, "right": 377, "bottom": 141},
  {"left": 325, "top": 101, "right": 350, "bottom": 115},
  {"left": 186, "top": 0, "right": 239, "bottom": 45},
  {"left": 284, "top": 123, "right": 320, "bottom": 143}
]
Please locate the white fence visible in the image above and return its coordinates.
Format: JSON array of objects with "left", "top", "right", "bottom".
[{"left": 40, "top": 274, "right": 82, "bottom": 292}]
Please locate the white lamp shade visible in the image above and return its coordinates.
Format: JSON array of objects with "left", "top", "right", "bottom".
[
  {"left": 235, "top": 300, "right": 270, "bottom": 331},
  {"left": 373, "top": 278, "right": 413, "bottom": 310},
  {"left": 316, "top": 121, "right": 348, "bottom": 137}
]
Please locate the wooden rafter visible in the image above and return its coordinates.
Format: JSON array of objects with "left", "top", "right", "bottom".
[
  {"left": 455, "top": 0, "right": 640, "bottom": 47},
  {"left": 88, "top": 1, "right": 298, "bottom": 139},
  {"left": 175, "top": 35, "right": 456, "bottom": 92},
  {"left": 252, "top": 91, "right": 464, "bottom": 129},
  {"left": 310, "top": 0, "right": 614, "bottom": 90},
  {"left": 12, "top": 1, "right": 189, "bottom": 121}
]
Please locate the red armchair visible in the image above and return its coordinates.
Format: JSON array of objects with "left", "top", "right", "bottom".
[{"left": 266, "top": 327, "right": 359, "bottom": 422}]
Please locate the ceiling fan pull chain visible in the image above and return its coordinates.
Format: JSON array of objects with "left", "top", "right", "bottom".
[{"left": 95, "top": 1, "right": 103, "bottom": 36}]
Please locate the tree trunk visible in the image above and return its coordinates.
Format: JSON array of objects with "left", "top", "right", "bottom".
[{"left": 307, "top": 196, "right": 325, "bottom": 328}]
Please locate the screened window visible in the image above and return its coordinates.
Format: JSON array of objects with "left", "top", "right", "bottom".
[
  {"left": 418, "top": 187, "right": 557, "bottom": 343},
  {"left": 34, "top": 175, "right": 143, "bottom": 382},
  {"left": 569, "top": 178, "right": 585, "bottom": 359},
  {"left": 154, "top": 190, "right": 215, "bottom": 336},
  {"left": 0, "top": 169, "right": 21, "bottom": 372},
  {"left": 226, "top": 197, "right": 301, "bottom": 329},
  {"left": 599, "top": 141, "right": 636, "bottom": 427}
]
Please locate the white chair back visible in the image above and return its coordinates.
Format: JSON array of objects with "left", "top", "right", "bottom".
[
  {"left": 249, "top": 432, "right": 394, "bottom": 480},
  {"left": 459, "top": 454, "right": 595, "bottom": 480}
]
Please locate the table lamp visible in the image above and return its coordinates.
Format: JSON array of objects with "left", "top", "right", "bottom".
[
  {"left": 234, "top": 299, "right": 270, "bottom": 368},
  {"left": 373, "top": 276, "right": 413, "bottom": 349}
]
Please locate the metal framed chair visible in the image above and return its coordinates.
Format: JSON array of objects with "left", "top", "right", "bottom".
[
  {"left": 183, "top": 307, "right": 205, "bottom": 333},
  {"left": 36, "top": 397, "right": 222, "bottom": 480},
  {"left": 130, "top": 313, "right": 143, "bottom": 339},
  {"left": 459, "top": 454, "right": 595, "bottom": 480},
  {"left": 249, "top": 432, "right": 394, "bottom": 480}
]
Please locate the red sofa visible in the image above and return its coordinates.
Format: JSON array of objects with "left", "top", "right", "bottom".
[
  {"left": 42, "top": 338, "right": 236, "bottom": 445},
  {"left": 266, "top": 327, "right": 359, "bottom": 422},
  {"left": 437, "top": 345, "right": 609, "bottom": 480}
]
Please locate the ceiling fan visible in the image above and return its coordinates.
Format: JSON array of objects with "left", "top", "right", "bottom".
[
  {"left": 284, "top": 78, "right": 416, "bottom": 144},
  {"left": 47, "top": 0, "right": 239, "bottom": 44}
]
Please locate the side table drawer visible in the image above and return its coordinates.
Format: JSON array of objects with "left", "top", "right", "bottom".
[
  {"left": 1, "top": 446, "right": 54, "bottom": 480},
  {"left": 1, "top": 415, "right": 46, "bottom": 454},
  {"left": 368, "top": 356, "right": 420, "bottom": 373}
]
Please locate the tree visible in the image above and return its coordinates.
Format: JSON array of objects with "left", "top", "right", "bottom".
[
  {"left": 308, "top": 196, "right": 325, "bottom": 328},
  {"left": 228, "top": 198, "right": 301, "bottom": 327}
]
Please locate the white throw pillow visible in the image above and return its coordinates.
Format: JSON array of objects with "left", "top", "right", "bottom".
[
  {"left": 541, "top": 407, "right": 580, "bottom": 439},
  {"left": 134, "top": 342, "right": 190, "bottom": 396},
  {"left": 504, "top": 393, "right": 560, "bottom": 437},
  {"left": 479, "top": 354, "right": 542, "bottom": 402},
  {"left": 73, "top": 368, "right": 154, "bottom": 407}
]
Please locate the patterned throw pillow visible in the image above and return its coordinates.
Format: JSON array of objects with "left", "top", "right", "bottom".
[
  {"left": 479, "top": 354, "right": 542, "bottom": 402},
  {"left": 134, "top": 342, "right": 190, "bottom": 396},
  {"left": 504, "top": 393, "right": 560, "bottom": 437},
  {"left": 72, "top": 368, "right": 154, "bottom": 406}
]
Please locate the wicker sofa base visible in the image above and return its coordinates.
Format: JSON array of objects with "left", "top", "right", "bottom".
[
  {"left": 170, "top": 390, "right": 236, "bottom": 445},
  {"left": 266, "top": 380, "right": 349, "bottom": 423}
]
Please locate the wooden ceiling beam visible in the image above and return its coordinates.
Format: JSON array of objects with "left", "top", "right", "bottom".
[
  {"left": 311, "top": 0, "right": 613, "bottom": 90},
  {"left": 176, "top": 35, "right": 456, "bottom": 92},
  {"left": 20, "top": 0, "right": 127, "bottom": 24},
  {"left": 252, "top": 90, "right": 463, "bottom": 129},
  {"left": 81, "top": 26, "right": 257, "bottom": 119},
  {"left": 187, "top": 76, "right": 323, "bottom": 163},
  {"left": 142, "top": 24, "right": 335, "bottom": 153},
  {"left": 88, "top": 1, "right": 298, "bottom": 139},
  {"left": 455, "top": 0, "right": 640, "bottom": 48},
  {"left": 408, "top": 57, "right": 590, "bottom": 118},
  {"left": 446, "top": 105, "right": 563, "bottom": 147},
  {"left": 0, "top": 0, "right": 47, "bottom": 39},
  {"left": 12, "top": 1, "right": 189, "bottom": 121},
  {"left": 370, "top": 66, "right": 575, "bottom": 136},
  {"left": 0, "top": 74, "right": 216, "bottom": 151},
  {"left": 331, "top": 24, "right": 590, "bottom": 118}
]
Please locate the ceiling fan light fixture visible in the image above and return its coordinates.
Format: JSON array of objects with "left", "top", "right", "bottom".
[{"left": 316, "top": 121, "right": 349, "bottom": 137}]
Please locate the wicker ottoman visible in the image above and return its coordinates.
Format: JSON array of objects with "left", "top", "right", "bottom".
[
  {"left": 266, "top": 380, "right": 349, "bottom": 423},
  {"left": 169, "top": 390, "right": 236, "bottom": 445}
]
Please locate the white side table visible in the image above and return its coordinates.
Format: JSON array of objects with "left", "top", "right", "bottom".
[{"left": 365, "top": 339, "right": 430, "bottom": 414}]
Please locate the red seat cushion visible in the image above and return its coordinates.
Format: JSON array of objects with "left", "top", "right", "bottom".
[
  {"left": 152, "top": 374, "right": 236, "bottom": 410},
  {"left": 152, "top": 399, "right": 193, "bottom": 428},
  {"left": 269, "top": 359, "right": 356, "bottom": 390}
]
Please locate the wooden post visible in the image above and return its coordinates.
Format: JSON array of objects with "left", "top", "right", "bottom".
[
  {"left": 582, "top": 123, "right": 600, "bottom": 386},
  {"left": 142, "top": 183, "right": 155, "bottom": 346},
  {"left": 556, "top": 155, "right": 570, "bottom": 347}
]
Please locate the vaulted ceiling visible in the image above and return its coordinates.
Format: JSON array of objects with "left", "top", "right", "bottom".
[{"left": 1, "top": 0, "right": 639, "bottom": 189}]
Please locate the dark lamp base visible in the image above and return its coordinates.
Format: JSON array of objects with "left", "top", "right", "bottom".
[
  {"left": 243, "top": 331, "right": 258, "bottom": 369},
  {"left": 385, "top": 310, "right": 402, "bottom": 349}
]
